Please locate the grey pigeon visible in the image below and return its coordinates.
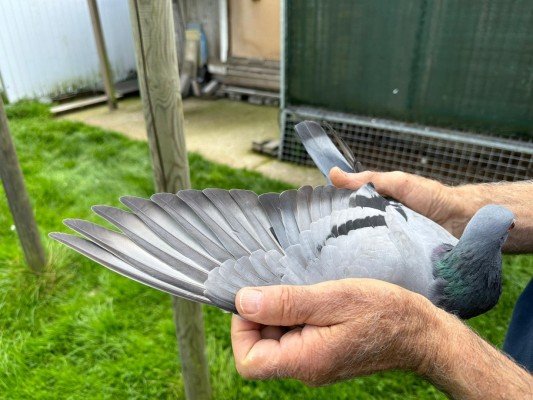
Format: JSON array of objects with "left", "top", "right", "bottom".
[{"left": 50, "top": 121, "right": 515, "bottom": 319}]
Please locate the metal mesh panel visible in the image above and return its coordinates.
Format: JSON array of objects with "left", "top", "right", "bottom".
[{"left": 281, "top": 108, "right": 533, "bottom": 185}]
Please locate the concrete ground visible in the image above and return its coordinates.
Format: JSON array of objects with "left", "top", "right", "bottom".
[{"left": 62, "top": 97, "right": 323, "bottom": 187}]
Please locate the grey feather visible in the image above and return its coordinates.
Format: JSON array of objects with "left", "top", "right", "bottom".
[
  {"left": 294, "top": 121, "right": 354, "bottom": 181},
  {"left": 92, "top": 205, "right": 209, "bottom": 282},
  {"left": 49, "top": 233, "right": 212, "bottom": 305},
  {"left": 122, "top": 195, "right": 229, "bottom": 266},
  {"left": 248, "top": 250, "right": 282, "bottom": 284},
  {"left": 203, "top": 189, "right": 264, "bottom": 251},
  {"left": 229, "top": 189, "right": 282, "bottom": 251},
  {"left": 296, "top": 185, "right": 313, "bottom": 232},
  {"left": 64, "top": 219, "right": 205, "bottom": 295},
  {"left": 258, "top": 192, "right": 291, "bottom": 248},
  {"left": 279, "top": 190, "right": 301, "bottom": 245},
  {"left": 264, "top": 250, "right": 285, "bottom": 280},
  {"left": 177, "top": 190, "right": 250, "bottom": 258},
  {"left": 308, "top": 186, "right": 323, "bottom": 222}
]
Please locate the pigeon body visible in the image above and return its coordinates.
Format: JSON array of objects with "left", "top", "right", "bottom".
[{"left": 50, "top": 121, "right": 515, "bottom": 318}]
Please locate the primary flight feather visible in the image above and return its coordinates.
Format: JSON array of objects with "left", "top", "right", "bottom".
[{"left": 50, "top": 121, "right": 514, "bottom": 319}]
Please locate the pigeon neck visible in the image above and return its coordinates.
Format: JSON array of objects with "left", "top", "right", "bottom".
[{"left": 430, "top": 241, "right": 503, "bottom": 319}]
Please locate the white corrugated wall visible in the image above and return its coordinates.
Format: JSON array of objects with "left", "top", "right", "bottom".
[{"left": 0, "top": 0, "right": 136, "bottom": 102}]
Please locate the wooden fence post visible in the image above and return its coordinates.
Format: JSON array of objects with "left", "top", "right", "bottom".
[
  {"left": 127, "top": 1, "right": 212, "bottom": 399},
  {"left": 87, "top": 0, "right": 118, "bottom": 110},
  {"left": 0, "top": 100, "right": 46, "bottom": 273}
]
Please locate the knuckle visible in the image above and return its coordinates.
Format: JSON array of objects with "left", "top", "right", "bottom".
[
  {"left": 235, "top": 358, "right": 271, "bottom": 380},
  {"left": 235, "top": 361, "right": 255, "bottom": 380},
  {"left": 278, "top": 286, "right": 299, "bottom": 322}
]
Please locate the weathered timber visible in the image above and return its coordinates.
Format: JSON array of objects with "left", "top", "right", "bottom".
[
  {"left": 0, "top": 100, "right": 46, "bottom": 273},
  {"left": 127, "top": 1, "right": 212, "bottom": 399},
  {"left": 87, "top": 0, "right": 118, "bottom": 110}
]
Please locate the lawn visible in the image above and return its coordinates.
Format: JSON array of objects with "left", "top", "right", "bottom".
[{"left": 0, "top": 102, "right": 531, "bottom": 399}]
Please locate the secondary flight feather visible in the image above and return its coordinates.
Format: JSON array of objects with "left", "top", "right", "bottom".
[{"left": 50, "top": 121, "right": 515, "bottom": 319}]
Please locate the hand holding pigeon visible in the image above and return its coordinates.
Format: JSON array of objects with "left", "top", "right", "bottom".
[{"left": 50, "top": 121, "right": 515, "bottom": 319}]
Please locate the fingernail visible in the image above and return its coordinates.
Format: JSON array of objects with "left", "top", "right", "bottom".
[
  {"left": 330, "top": 167, "right": 343, "bottom": 176},
  {"left": 239, "top": 289, "right": 263, "bottom": 314}
]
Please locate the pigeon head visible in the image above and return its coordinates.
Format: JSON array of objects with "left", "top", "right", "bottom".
[
  {"left": 459, "top": 204, "right": 515, "bottom": 249},
  {"left": 430, "top": 205, "right": 515, "bottom": 319}
]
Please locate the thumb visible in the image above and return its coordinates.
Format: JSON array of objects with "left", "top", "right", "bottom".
[
  {"left": 329, "top": 167, "right": 378, "bottom": 190},
  {"left": 236, "top": 284, "right": 341, "bottom": 326}
]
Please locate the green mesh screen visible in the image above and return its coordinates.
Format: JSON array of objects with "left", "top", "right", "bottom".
[{"left": 285, "top": 0, "right": 533, "bottom": 138}]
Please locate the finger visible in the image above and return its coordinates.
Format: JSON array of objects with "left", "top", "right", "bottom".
[
  {"left": 330, "top": 167, "right": 393, "bottom": 195},
  {"left": 231, "top": 314, "right": 263, "bottom": 364},
  {"left": 235, "top": 281, "right": 349, "bottom": 327},
  {"left": 231, "top": 314, "right": 285, "bottom": 379},
  {"left": 236, "top": 324, "right": 331, "bottom": 380},
  {"left": 329, "top": 167, "right": 374, "bottom": 189},
  {"left": 330, "top": 167, "right": 412, "bottom": 200}
]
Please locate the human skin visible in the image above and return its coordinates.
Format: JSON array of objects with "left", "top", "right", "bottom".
[{"left": 231, "top": 168, "right": 533, "bottom": 399}]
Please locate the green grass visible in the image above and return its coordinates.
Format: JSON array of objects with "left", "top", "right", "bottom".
[{"left": 0, "top": 102, "right": 531, "bottom": 399}]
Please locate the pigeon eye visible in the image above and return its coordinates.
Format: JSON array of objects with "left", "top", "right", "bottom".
[{"left": 508, "top": 221, "right": 515, "bottom": 231}]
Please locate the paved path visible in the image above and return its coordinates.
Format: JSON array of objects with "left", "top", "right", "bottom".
[{"left": 62, "top": 97, "right": 323, "bottom": 187}]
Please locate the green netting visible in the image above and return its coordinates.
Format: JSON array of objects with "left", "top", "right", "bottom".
[{"left": 285, "top": 0, "right": 533, "bottom": 138}]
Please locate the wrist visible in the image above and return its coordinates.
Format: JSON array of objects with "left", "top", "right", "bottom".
[
  {"left": 395, "top": 292, "right": 445, "bottom": 375},
  {"left": 446, "top": 185, "right": 481, "bottom": 236},
  {"left": 452, "top": 184, "right": 487, "bottom": 218}
]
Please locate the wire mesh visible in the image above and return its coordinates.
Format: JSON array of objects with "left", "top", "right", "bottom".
[{"left": 280, "top": 108, "right": 533, "bottom": 185}]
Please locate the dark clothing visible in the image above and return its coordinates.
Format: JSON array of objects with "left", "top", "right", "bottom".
[{"left": 503, "top": 278, "right": 533, "bottom": 372}]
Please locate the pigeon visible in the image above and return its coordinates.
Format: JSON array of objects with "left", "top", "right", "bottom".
[{"left": 50, "top": 121, "right": 515, "bottom": 319}]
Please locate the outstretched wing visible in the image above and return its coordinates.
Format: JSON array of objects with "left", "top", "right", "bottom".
[
  {"left": 51, "top": 181, "right": 448, "bottom": 313},
  {"left": 51, "top": 186, "right": 355, "bottom": 312}
]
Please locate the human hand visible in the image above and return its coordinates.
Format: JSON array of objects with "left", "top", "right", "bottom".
[
  {"left": 329, "top": 167, "right": 470, "bottom": 237},
  {"left": 231, "top": 279, "right": 435, "bottom": 386}
]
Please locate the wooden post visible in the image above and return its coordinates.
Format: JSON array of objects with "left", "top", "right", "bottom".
[
  {"left": 0, "top": 100, "right": 46, "bottom": 273},
  {"left": 87, "top": 0, "right": 118, "bottom": 110},
  {"left": 128, "top": 1, "right": 212, "bottom": 399}
]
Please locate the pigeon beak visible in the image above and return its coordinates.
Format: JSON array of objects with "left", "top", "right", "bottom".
[{"left": 508, "top": 220, "right": 516, "bottom": 232}]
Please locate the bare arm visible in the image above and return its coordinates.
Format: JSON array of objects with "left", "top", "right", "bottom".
[
  {"left": 329, "top": 168, "right": 533, "bottom": 253},
  {"left": 232, "top": 281, "right": 533, "bottom": 399},
  {"left": 456, "top": 182, "right": 533, "bottom": 253},
  {"left": 423, "top": 306, "right": 532, "bottom": 399}
]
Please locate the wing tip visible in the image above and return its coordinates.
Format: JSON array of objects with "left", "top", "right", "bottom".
[
  {"left": 48, "top": 231, "right": 80, "bottom": 246},
  {"left": 119, "top": 195, "right": 141, "bottom": 207},
  {"left": 150, "top": 192, "right": 172, "bottom": 201},
  {"left": 295, "top": 120, "right": 321, "bottom": 132},
  {"left": 91, "top": 204, "right": 114, "bottom": 215},
  {"left": 63, "top": 218, "right": 83, "bottom": 229},
  {"left": 48, "top": 231, "right": 64, "bottom": 241}
]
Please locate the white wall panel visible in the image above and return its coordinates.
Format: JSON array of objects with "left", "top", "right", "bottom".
[{"left": 0, "top": 0, "right": 136, "bottom": 102}]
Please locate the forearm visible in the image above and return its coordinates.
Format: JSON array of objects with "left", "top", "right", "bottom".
[
  {"left": 454, "top": 181, "right": 533, "bottom": 253},
  {"left": 419, "top": 305, "right": 533, "bottom": 399}
]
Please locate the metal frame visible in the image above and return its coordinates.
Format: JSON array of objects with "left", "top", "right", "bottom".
[
  {"left": 286, "top": 106, "right": 533, "bottom": 156},
  {"left": 278, "top": 0, "right": 288, "bottom": 159},
  {"left": 218, "top": 0, "right": 228, "bottom": 63},
  {"left": 280, "top": 106, "right": 532, "bottom": 184}
]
